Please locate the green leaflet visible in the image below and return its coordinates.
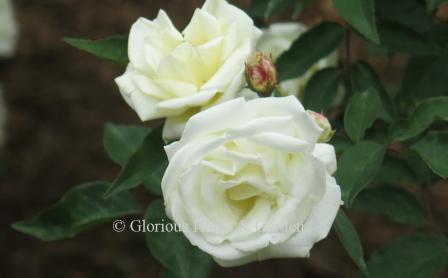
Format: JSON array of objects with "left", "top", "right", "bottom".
[
  {"left": 145, "top": 200, "right": 213, "bottom": 278},
  {"left": 276, "top": 22, "right": 345, "bottom": 81},
  {"left": 333, "top": 0, "right": 380, "bottom": 43},
  {"left": 65, "top": 36, "right": 128, "bottom": 65},
  {"left": 351, "top": 185, "right": 428, "bottom": 226},
  {"left": 105, "top": 127, "right": 167, "bottom": 198},
  {"left": 303, "top": 67, "right": 342, "bottom": 112},
  {"left": 103, "top": 123, "right": 152, "bottom": 166},
  {"left": 390, "top": 97, "right": 448, "bottom": 141},
  {"left": 411, "top": 132, "right": 448, "bottom": 178},
  {"left": 12, "top": 182, "right": 141, "bottom": 241},
  {"left": 344, "top": 89, "right": 381, "bottom": 142},
  {"left": 335, "top": 141, "right": 385, "bottom": 207},
  {"left": 377, "top": 23, "right": 440, "bottom": 56},
  {"left": 333, "top": 210, "right": 369, "bottom": 276},
  {"left": 362, "top": 234, "right": 448, "bottom": 278}
]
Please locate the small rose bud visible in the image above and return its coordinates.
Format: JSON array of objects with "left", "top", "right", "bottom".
[
  {"left": 307, "top": 111, "right": 334, "bottom": 142},
  {"left": 245, "top": 52, "right": 278, "bottom": 97}
]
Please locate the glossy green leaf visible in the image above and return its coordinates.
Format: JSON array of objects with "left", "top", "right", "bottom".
[
  {"left": 375, "top": 0, "right": 432, "bottom": 33},
  {"left": 264, "top": 0, "right": 295, "bottom": 18},
  {"left": 247, "top": 0, "right": 269, "bottom": 18},
  {"left": 399, "top": 56, "right": 448, "bottom": 100},
  {"left": 292, "top": 0, "right": 312, "bottom": 19},
  {"left": 333, "top": 0, "right": 380, "bottom": 43},
  {"left": 333, "top": 210, "right": 369, "bottom": 276},
  {"left": 411, "top": 132, "right": 448, "bottom": 178},
  {"left": 374, "top": 156, "right": 415, "bottom": 185},
  {"left": 351, "top": 186, "right": 427, "bottom": 226},
  {"left": 159, "top": 270, "right": 177, "bottom": 278},
  {"left": 303, "top": 67, "right": 341, "bottom": 111},
  {"left": 427, "top": 23, "right": 448, "bottom": 50},
  {"left": 103, "top": 123, "right": 152, "bottom": 166},
  {"left": 12, "top": 182, "right": 141, "bottom": 241},
  {"left": 344, "top": 89, "right": 381, "bottom": 142},
  {"left": 366, "top": 41, "right": 389, "bottom": 56},
  {"left": 350, "top": 61, "right": 395, "bottom": 121},
  {"left": 335, "top": 141, "right": 385, "bottom": 207},
  {"left": 362, "top": 234, "right": 448, "bottom": 278},
  {"left": 390, "top": 97, "right": 448, "bottom": 141},
  {"left": 403, "top": 150, "right": 436, "bottom": 185},
  {"left": 377, "top": 23, "right": 440, "bottom": 56},
  {"left": 105, "top": 127, "right": 167, "bottom": 198},
  {"left": 276, "top": 22, "right": 345, "bottom": 81},
  {"left": 331, "top": 135, "right": 353, "bottom": 155},
  {"left": 64, "top": 36, "right": 128, "bottom": 65},
  {"left": 145, "top": 200, "right": 213, "bottom": 278}
]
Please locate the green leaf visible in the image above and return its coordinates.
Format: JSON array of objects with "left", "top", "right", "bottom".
[
  {"left": 427, "top": 23, "right": 448, "bottom": 50},
  {"left": 64, "top": 36, "right": 128, "bottom": 65},
  {"left": 335, "top": 141, "right": 385, "bottom": 207},
  {"left": 375, "top": 0, "right": 432, "bottom": 33},
  {"left": 344, "top": 89, "right": 381, "bottom": 142},
  {"left": 145, "top": 200, "right": 213, "bottom": 278},
  {"left": 159, "top": 270, "right": 178, "bottom": 278},
  {"left": 105, "top": 127, "right": 167, "bottom": 198},
  {"left": 247, "top": 0, "right": 270, "bottom": 18},
  {"left": 264, "top": 0, "right": 296, "bottom": 18},
  {"left": 362, "top": 234, "right": 448, "bottom": 278},
  {"left": 366, "top": 41, "right": 389, "bottom": 56},
  {"left": 333, "top": 210, "right": 369, "bottom": 276},
  {"left": 333, "top": 0, "right": 380, "bottom": 43},
  {"left": 351, "top": 185, "right": 428, "bottom": 226},
  {"left": 374, "top": 156, "right": 415, "bottom": 185},
  {"left": 12, "top": 182, "right": 141, "bottom": 241},
  {"left": 292, "top": 0, "right": 312, "bottom": 19},
  {"left": 399, "top": 56, "right": 448, "bottom": 100},
  {"left": 303, "top": 67, "right": 341, "bottom": 111},
  {"left": 103, "top": 123, "right": 152, "bottom": 166},
  {"left": 390, "top": 97, "right": 448, "bottom": 141},
  {"left": 411, "top": 132, "right": 448, "bottom": 178},
  {"left": 403, "top": 150, "right": 436, "bottom": 185},
  {"left": 350, "top": 61, "right": 395, "bottom": 122},
  {"left": 276, "top": 22, "right": 345, "bottom": 81},
  {"left": 377, "top": 23, "right": 440, "bottom": 56},
  {"left": 331, "top": 135, "right": 353, "bottom": 155}
]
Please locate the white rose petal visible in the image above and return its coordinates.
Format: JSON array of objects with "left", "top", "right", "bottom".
[
  {"left": 116, "top": 0, "right": 262, "bottom": 140},
  {"left": 162, "top": 96, "right": 342, "bottom": 267}
]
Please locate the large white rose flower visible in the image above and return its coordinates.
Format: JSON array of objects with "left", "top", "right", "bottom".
[
  {"left": 0, "top": 0, "right": 18, "bottom": 57},
  {"left": 115, "top": 0, "right": 262, "bottom": 140},
  {"left": 257, "top": 23, "right": 337, "bottom": 98},
  {"left": 162, "top": 96, "right": 341, "bottom": 267}
]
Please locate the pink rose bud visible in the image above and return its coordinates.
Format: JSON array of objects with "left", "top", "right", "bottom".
[
  {"left": 245, "top": 52, "right": 278, "bottom": 97},
  {"left": 307, "top": 111, "right": 334, "bottom": 142}
]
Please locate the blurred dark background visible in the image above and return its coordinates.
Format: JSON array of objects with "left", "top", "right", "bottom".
[{"left": 1, "top": 0, "right": 447, "bottom": 277}]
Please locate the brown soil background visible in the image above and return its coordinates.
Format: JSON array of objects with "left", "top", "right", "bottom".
[{"left": 1, "top": 0, "right": 447, "bottom": 277}]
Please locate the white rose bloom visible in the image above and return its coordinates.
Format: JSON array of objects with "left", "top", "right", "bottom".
[
  {"left": 115, "top": 0, "right": 262, "bottom": 141},
  {"left": 162, "top": 96, "right": 341, "bottom": 267},
  {"left": 0, "top": 0, "right": 18, "bottom": 57},
  {"left": 257, "top": 23, "right": 337, "bottom": 98}
]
